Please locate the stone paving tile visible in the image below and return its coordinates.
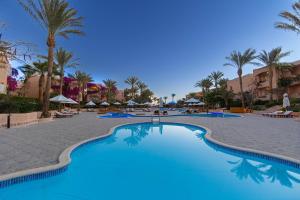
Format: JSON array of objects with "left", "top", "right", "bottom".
[{"left": 0, "top": 112, "right": 299, "bottom": 176}]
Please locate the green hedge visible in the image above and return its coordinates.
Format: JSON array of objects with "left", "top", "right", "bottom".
[{"left": 0, "top": 95, "right": 42, "bottom": 113}]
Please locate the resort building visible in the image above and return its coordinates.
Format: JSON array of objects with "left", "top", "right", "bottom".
[
  {"left": 227, "top": 74, "right": 254, "bottom": 100},
  {"left": 18, "top": 74, "right": 125, "bottom": 102},
  {"left": 0, "top": 54, "right": 10, "bottom": 94},
  {"left": 227, "top": 60, "right": 300, "bottom": 100}
]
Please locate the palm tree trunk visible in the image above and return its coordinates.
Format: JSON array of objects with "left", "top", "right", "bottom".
[
  {"left": 42, "top": 34, "right": 55, "bottom": 118},
  {"left": 238, "top": 75, "right": 245, "bottom": 108},
  {"left": 268, "top": 66, "right": 273, "bottom": 101},
  {"left": 38, "top": 74, "right": 44, "bottom": 103},
  {"left": 131, "top": 86, "right": 134, "bottom": 99},
  {"left": 59, "top": 67, "right": 64, "bottom": 95}
]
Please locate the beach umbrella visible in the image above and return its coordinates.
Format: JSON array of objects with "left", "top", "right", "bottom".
[
  {"left": 49, "top": 95, "right": 70, "bottom": 103},
  {"left": 101, "top": 101, "right": 110, "bottom": 106},
  {"left": 86, "top": 101, "right": 96, "bottom": 107},
  {"left": 66, "top": 98, "right": 79, "bottom": 104},
  {"left": 193, "top": 102, "right": 205, "bottom": 106},
  {"left": 113, "top": 102, "right": 121, "bottom": 106},
  {"left": 127, "top": 100, "right": 137, "bottom": 106},
  {"left": 144, "top": 102, "right": 152, "bottom": 106},
  {"left": 185, "top": 98, "right": 200, "bottom": 104},
  {"left": 283, "top": 93, "right": 290, "bottom": 109}
]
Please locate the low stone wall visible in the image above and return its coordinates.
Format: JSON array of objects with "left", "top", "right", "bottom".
[{"left": 0, "top": 112, "right": 42, "bottom": 128}]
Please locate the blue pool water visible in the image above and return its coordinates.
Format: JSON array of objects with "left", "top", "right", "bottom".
[
  {"left": 99, "top": 112, "right": 240, "bottom": 118},
  {"left": 99, "top": 112, "right": 135, "bottom": 118},
  {"left": 0, "top": 123, "right": 299, "bottom": 200}
]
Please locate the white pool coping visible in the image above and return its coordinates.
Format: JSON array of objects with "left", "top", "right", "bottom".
[{"left": 0, "top": 121, "right": 299, "bottom": 186}]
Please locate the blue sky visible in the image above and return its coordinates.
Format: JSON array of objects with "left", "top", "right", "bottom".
[{"left": 1, "top": 0, "right": 299, "bottom": 99}]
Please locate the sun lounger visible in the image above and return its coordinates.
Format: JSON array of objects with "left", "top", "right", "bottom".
[
  {"left": 154, "top": 110, "right": 160, "bottom": 115},
  {"left": 275, "top": 111, "right": 293, "bottom": 118},
  {"left": 55, "top": 111, "right": 73, "bottom": 118},
  {"left": 262, "top": 111, "right": 293, "bottom": 118},
  {"left": 262, "top": 111, "right": 282, "bottom": 117}
]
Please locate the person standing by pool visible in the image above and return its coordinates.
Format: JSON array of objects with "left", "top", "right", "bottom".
[{"left": 283, "top": 93, "right": 290, "bottom": 111}]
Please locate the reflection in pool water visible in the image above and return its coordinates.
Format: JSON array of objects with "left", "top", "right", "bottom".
[{"left": 0, "top": 123, "right": 299, "bottom": 200}]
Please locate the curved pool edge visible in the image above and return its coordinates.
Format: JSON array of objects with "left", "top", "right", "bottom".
[
  {"left": 204, "top": 133, "right": 300, "bottom": 170},
  {"left": 0, "top": 121, "right": 299, "bottom": 189}
]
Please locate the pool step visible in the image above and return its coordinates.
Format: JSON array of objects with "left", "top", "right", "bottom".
[{"left": 151, "top": 117, "right": 160, "bottom": 124}]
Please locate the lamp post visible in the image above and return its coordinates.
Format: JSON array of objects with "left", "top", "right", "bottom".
[{"left": 6, "top": 89, "right": 11, "bottom": 129}]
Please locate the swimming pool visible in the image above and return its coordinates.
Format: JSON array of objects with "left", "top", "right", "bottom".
[
  {"left": 98, "top": 112, "right": 240, "bottom": 118},
  {"left": 0, "top": 123, "right": 299, "bottom": 200}
]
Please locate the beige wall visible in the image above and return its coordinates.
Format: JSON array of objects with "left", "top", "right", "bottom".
[
  {"left": 0, "top": 55, "right": 10, "bottom": 94},
  {"left": 227, "top": 60, "right": 300, "bottom": 100},
  {"left": 22, "top": 74, "right": 43, "bottom": 98},
  {"left": 0, "top": 112, "right": 42, "bottom": 127},
  {"left": 227, "top": 74, "right": 254, "bottom": 95}
]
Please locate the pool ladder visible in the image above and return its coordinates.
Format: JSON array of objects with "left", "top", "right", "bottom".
[{"left": 151, "top": 116, "right": 160, "bottom": 124}]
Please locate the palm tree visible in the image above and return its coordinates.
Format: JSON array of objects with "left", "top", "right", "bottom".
[
  {"left": 171, "top": 93, "right": 176, "bottom": 102},
  {"left": 195, "top": 78, "right": 213, "bottom": 93},
  {"left": 219, "top": 78, "right": 228, "bottom": 89},
  {"left": 257, "top": 47, "right": 291, "bottom": 101},
  {"left": 275, "top": 1, "right": 300, "bottom": 35},
  {"left": 224, "top": 49, "right": 257, "bottom": 108},
  {"left": 19, "top": 61, "right": 48, "bottom": 102},
  {"left": 163, "top": 96, "right": 168, "bottom": 104},
  {"left": 195, "top": 78, "right": 213, "bottom": 112},
  {"left": 137, "top": 81, "right": 147, "bottom": 95},
  {"left": 208, "top": 71, "right": 224, "bottom": 89},
  {"left": 103, "top": 79, "right": 117, "bottom": 103},
  {"left": 218, "top": 78, "right": 234, "bottom": 108},
  {"left": 125, "top": 76, "right": 139, "bottom": 99},
  {"left": 69, "top": 71, "right": 93, "bottom": 105},
  {"left": 18, "top": 0, "right": 84, "bottom": 117},
  {"left": 55, "top": 48, "right": 79, "bottom": 95}
]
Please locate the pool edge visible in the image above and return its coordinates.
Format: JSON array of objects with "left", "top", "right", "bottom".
[{"left": 0, "top": 121, "right": 299, "bottom": 188}]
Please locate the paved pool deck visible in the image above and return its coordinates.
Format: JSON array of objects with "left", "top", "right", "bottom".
[{"left": 0, "top": 112, "right": 299, "bottom": 176}]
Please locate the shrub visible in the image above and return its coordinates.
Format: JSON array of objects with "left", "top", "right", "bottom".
[
  {"left": 291, "top": 105, "right": 300, "bottom": 112},
  {"left": 252, "top": 105, "right": 266, "bottom": 111},
  {"left": 0, "top": 95, "right": 42, "bottom": 113},
  {"left": 290, "top": 98, "right": 300, "bottom": 105},
  {"left": 229, "top": 100, "right": 242, "bottom": 107}
]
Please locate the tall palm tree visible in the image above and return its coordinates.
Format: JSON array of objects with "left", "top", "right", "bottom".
[
  {"left": 55, "top": 47, "right": 79, "bottom": 95},
  {"left": 208, "top": 71, "right": 224, "bottom": 89},
  {"left": 257, "top": 47, "right": 291, "bottom": 101},
  {"left": 163, "top": 96, "right": 168, "bottom": 104},
  {"left": 195, "top": 78, "right": 213, "bottom": 93},
  {"left": 195, "top": 78, "right": 213, "bottom": 112},
  {"left": 18, "top": 0, "right": 84, "bottom": 117},
  {"left": 224, "top": 49, "right": 257, "bottom": 108},
  {"left": 103, "top": 79, "right": 117, "bottom": 103},
  {"left": 275, "top": 1, "right": 300, "bottom": 35},
  {"left": 19, "top": 61, "right": 48, "bottom": 102},
  {"left": 125, "top": 76, "right": 139, "bottom": 99},
  {"left": 219, "top": 78, "right": 228, "bottom": 89},
  {"left": 137, "top": 81, "right": 147, "bottom": 95},
  {"left": 218, "top": 78, "right": 234, "bottom": 108},
  {"left": 171, "top": 93, "right": 176, "bottom": 102},
  {"left": 69, "top": 71, "right": 93, "bottom": 105}
]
